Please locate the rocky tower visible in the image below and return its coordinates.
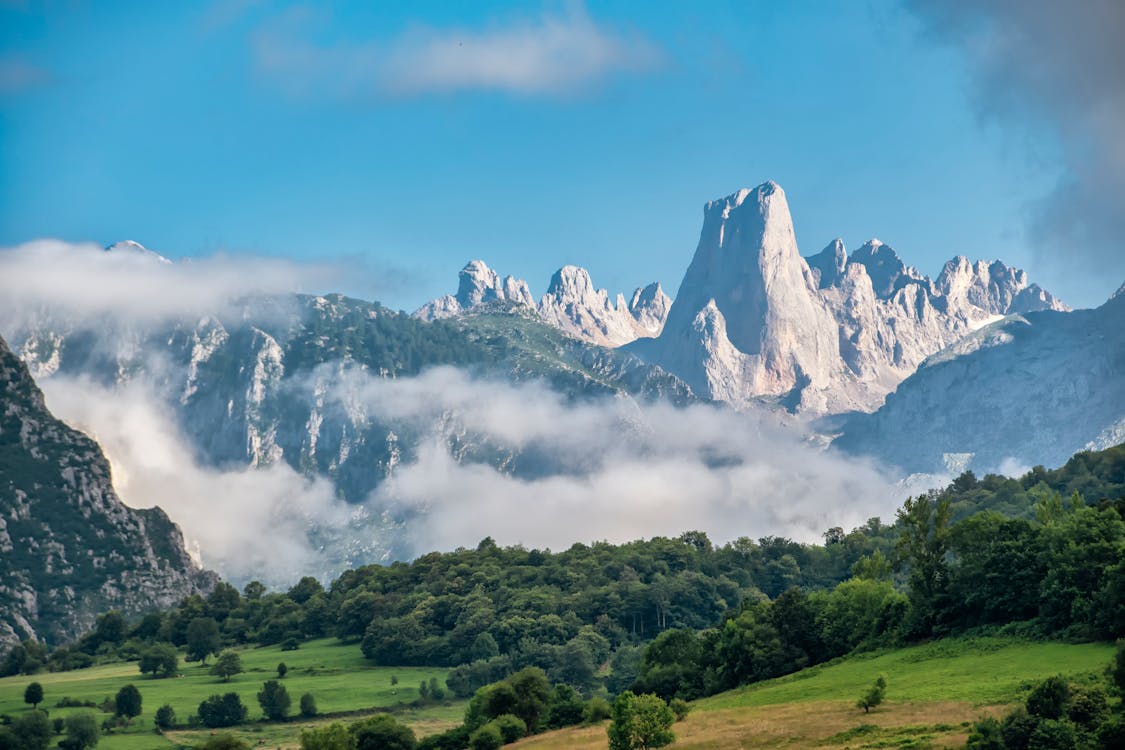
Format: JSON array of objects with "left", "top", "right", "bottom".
[
  {"left": 0, "top": 334, "right": 215, "bottom": 647},
  {"left": 634, "top": 182, "right": 843, "bottom": 410}
]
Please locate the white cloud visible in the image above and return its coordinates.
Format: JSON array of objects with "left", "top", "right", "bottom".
[
  {"left": 341, "top": 367, "right": 908, "bottom": 553},
  {"left": 38, "top": 375, "right": 365, "bottom": 587},
  {"left": 253, "top": 6, "right": 661, "bottom": 99},
  {"left": 0, "top": 239, "right": 340, "bottom": 326}
]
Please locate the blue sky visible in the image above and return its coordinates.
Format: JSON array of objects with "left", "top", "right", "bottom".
[{"left": 1, "top": 0, "right": 1117, "bottom": 310}]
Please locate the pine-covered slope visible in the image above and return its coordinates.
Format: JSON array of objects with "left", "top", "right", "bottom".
[{"left": 0, "top": 335, "right": 215, "bottom": 648}]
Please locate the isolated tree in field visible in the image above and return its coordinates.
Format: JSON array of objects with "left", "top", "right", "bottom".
[
  {"left": 197, "top": 692, "right": 247, "bottom": 728},
  {"left": 300, "top": 722, "right": 351, "bottom": 750},
  {"left": 300, "top": 692, "right": 317, "bottom": 717},
  {"left": 277, "top": 661, "right": 288, "bottom": 679},
  {"left": 24, "top": 680, "right": 43, "bottom": 709},
  {"left": 210, "top": 651, "right": 243, "bottom": 682},
  {"left": 608, "top": 691, "right": 675, "bottom": 750},
  {"left": 856, "top": 675, "right": 886, "bottom": 713},
  {"left": 154, "top": 703, "right": 176, "bottom": 730},
  {"left": 258, "top": 679, "right": 291, "bottom": 721},
  {"left": 186, "top": 617, "right": 222, "bottom": 664},
  {"left": 197, "top": 736, "right": 251, "bottom": 750},
  {"left": 60, "top": 713, "right": 99, "bottom": 750},
  {"left": 115, "top": 684, "right": 142, "bottom": 723},
  {"left": 428, "top": 677, "right": 445, "bottom": 700},
  {"left": 139, "top": 642, "right": 179, "bottom": 678}
]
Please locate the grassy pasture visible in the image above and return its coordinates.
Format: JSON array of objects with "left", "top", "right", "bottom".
[{"left": 0, "top": 638, "right": 461, "bottom": 749}]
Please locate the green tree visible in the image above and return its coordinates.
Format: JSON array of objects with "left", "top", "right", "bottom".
[
  {"left": 210, "top": 651, "right": 243, "bottom": 682},
  {"left": 138, "top": 643, "right": 179, "bottom": 678},
  {"left": 186, "top": 617, "right": 222, "bottom": 664},
  {"left": 8, "top": 711, "right": 51, "bottom": 750},
  {"left": 491, "top": 715, "right": 526, "bottom": 744},
  {"left": 60, "top": 713, "right": 99, "bottom": 750},
  {"left": 23, "top": 681, "right": 43, "bottom": 709},
  {"left": 258, "top": 679, "right": 291, "bottom": 721},
  {"left": 114, "top": 684, "right": 142, "bottom": 723},
  {"left": 856, "top": 675, "right": 886, "bottom": 713},
  {"left": 288, "top": 576, "right": 324, "bottom": 605},
  {"left": 607, "top": 692, "right": 675, "bottom": 750},
  {"left": 1026, "top": 675, "right": 1069, "bottom": 720},
  {"left": 198, "top": 693, "right": 247, "bottom": 728},
  {"left": 895, "top": 494, "right": 952, "bottom": 637},
  {"left": 966, "top": 716, "right": 1005, "bottom": 749},
  {"left": 468, "top": 723, "right": 502, "bottom": 750},
  {"left": 351, "top": 715, "right": 416, "bottom": 750},
  {"left": 507, "top": 667, "right": 551, "bottom": 733},
  {"left": 1112, "top": 639, "right": 1125, "bottom": 695},
  {"left": 278, "top": 662, "right": 288, "bottom": 679},
  {"left": 154, "top": 704, "right": 176, "bottom": 730},
  {"left": 300, "top": 692, "right": 317, "bottom": 718},
  {"left": 428, "top": 677, "right": 445, "bottom": 700}
]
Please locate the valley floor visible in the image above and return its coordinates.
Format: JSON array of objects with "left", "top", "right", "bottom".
[{"left": 0, "top": 637, "right": 1113, "bottom": 749}]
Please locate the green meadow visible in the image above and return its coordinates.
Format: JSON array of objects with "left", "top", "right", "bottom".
[
  {"left": 0, "top": 638, "right": 461, "bottom": 749},
  {"left": 514, "top": 637, "right": 1117, "bottom": 750}
]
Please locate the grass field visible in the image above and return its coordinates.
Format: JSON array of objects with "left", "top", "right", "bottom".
[
  {"left": 513, "top": 637, "right": 1116, "bottom": 750},
  {"left": 0, "top": 638, "right": 463, "bottom": 749}
]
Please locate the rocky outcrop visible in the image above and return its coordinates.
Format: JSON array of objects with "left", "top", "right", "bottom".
[
  {"left": 631, "top": 181, "right": 1069, "bottom": 415},
  {"left": 414, "top": 261, "right": 670, "bottom": 347},
  {"left": 0, "top": 335, "right": 215, "bottom": 647},
  {"left": 832, "top": 288, "right": 1125, "bottom": 474}
]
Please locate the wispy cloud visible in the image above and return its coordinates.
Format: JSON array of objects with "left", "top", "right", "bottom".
[
  {"left": 253, "top": 5, "right": 661, "bottom": 99},
  {"left": 908, "top": 0, "right": 1125, "bottom": 302}
]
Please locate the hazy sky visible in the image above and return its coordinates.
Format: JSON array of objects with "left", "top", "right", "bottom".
[{"left": 2, "top": 0, "right": 1121, "bottom": 311}]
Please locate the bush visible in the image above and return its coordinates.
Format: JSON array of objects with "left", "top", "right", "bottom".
[
  {"left": 155, "top": 703, "right": 176, "bottom": 730},
  {"left": 856, "top": 675, "right": 886, "bottom": 713},
  {"left": 300, "top": 692, "right": 317, "bottom": 718},
  {"left": 352, "top": 715, "right": 416, "bottom": 750},
  {"left": 491, "top": 714, "right": 526, "bottom": 744},
  {"left": 280, "top": 638, "right": 301, "bottom": 651},
  {"left": 1026, "top": 676, "right": 1069, "bottom": 720},
  {"left": 1026, "top": 718, "right": 1077, "bottom": 749},
  {"left": 196, "top": 735, "right": 251, "bottom": 750},
  {"left": 198, "top": 693, "right": 247, "bottom": 728},
  {"left": 669, "top": 698, "right": 691, "bottom": 722},
  {"left": 468, "top": 723, "right": 503, "bottom": 750},
  {"left": 966, "top": 717, "right": 1005, "bottom": 749},
  {"left": 584, "top": 696, "right": 612, "bottom": 723}
]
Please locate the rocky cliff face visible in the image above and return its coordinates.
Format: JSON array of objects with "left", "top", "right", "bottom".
[
  {"left": 631, "top": 181, "right": 1068, "bottom": 415},
  {"left": 831, "top": 288, "right": 1125, "bottom": 474},
  {"left": 0, "top": 335, "right": 215, "bottom": 648},
  {"left": 415, "top": 260, "right": 671, "bottom": 347}
]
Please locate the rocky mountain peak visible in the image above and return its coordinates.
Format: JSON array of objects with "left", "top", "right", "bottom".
[
  {"left": 104, "top": 240, "right": 172, "bottom": 264},
  {"left": 807, "top": 239, "right": 848, "bottom": 289},
  {"left": 936, "top": 255, "right": 1068, "bottom": 315},
  {"left": 848, "top": 240, "right": 924, "bottom": 298},
  {"left": 628, "top": 282, "right": 671, "bottom": 335}
]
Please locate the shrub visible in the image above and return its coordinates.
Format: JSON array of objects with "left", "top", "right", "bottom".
[
  {"left": 468, "top": 723, "right": 502, "bottom": 750},
  {"left": 584, "top": 696, "right": 612, "bottom": 723},
  {"left": 1025, "top": 676, "right": 1069, "bottom": 720},
  {"left": 197, "top": 693, "right": 247, "bottom": 728},
  {"left": 155, "top": 703, "right": 176, "bottom": 730},
  {"left": 300, "top": 692, "right": 317, "bottom": 718},
  {"left": 669, "top": 698, "right": 691, "bottom": 722},
  {"left": 491, "top": 714, "right": 526, "bottom": 744}
]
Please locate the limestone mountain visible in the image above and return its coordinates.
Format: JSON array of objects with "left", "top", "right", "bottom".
[
  {"left": 0, "top": 334, "right": 215, "bottom": 648},
  {"left": 830, "top": 287, "right": 1125, "bottom": 474},
  {"left": 630, "top": 181, "right": 1067, "bottom": 415},
  {"left": 415, "top": 260, "right": 671, "bottom": 347}
]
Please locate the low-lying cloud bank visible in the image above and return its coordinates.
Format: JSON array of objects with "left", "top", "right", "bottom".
[
  {"left": 0, "top": 239, "right": 338, "bottom": 325},
  {"left": 353, "top": 367, "right": 908, "bottom": 553}
]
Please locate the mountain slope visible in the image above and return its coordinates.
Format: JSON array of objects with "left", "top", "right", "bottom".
[
  {"left": 0, "top": 334, "right": 215, "bottom": 647},
  {"left": 831, "top": 291, "right": 1125, "bottom": 473}
]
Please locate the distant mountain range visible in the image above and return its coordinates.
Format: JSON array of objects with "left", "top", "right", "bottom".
[
  {"left": 0, "top": 334, "right": 214, "bottom": 648},
  {"left": 2, "top": 179, "right": 1121, "bottom": 600}
]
